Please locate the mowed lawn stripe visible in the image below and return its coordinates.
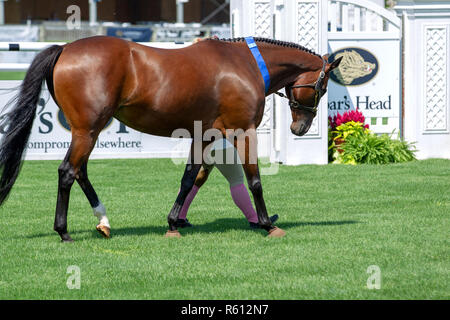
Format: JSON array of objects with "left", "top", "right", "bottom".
[{"left": 0, "top": 158, "right": 448, "bottom": 299}]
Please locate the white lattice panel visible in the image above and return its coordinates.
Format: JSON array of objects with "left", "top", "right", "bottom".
[
  {"left": 254, "top": 1, "right": 272, "bottom": 38},
  {"left": 254, "top": 1, "right": 272, "bottom": 134},
  {"left": 296, "top": 2, "right": 319, "bottom": 51},
  {"left": 296, "top": 1, "right": 319, "bottom": 136},
  {"left": 424, "top": 27, "right": 448, "bottom": 132},
  {"left": 258, "top": 95, "right": 272, "bottom": 133}
]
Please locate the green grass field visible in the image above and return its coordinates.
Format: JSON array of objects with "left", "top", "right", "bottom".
[{"left": 0, "top": 158, "right": 448, "bottom": 299}]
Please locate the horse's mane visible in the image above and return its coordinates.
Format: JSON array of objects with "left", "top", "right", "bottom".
[{"left": 212, "top": 37, "right": 321, "bottom": 58}]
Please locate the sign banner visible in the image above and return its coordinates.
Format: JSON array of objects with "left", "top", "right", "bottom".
[
  {"left": 0, "top": 82, "right": 190, "bottom": 160},
  {"left": 0, "top": 82, "right": 270, "bottom": 160},
  {"left": 327, "top": 40, "right": 401, "bottom": 134},
  {"left": 106, "top": 27, "right": 153, "bottom": 42}
]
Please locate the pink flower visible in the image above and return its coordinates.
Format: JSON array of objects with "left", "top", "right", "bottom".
[{"left": 329, "top": 110, "right": 368, "bottom": 130}]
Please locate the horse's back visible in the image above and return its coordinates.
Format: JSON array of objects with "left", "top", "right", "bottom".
[{"left": 52, "top": 36, "right": 263, "bottom": 136}]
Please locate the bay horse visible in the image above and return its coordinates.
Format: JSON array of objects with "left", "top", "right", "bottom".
[{"left": 0, "top": 36, "right": 341, "bottom": 242}]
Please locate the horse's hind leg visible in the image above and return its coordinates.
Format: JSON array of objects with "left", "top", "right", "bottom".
[
  {"left": 166, "top": 142, "right": 204, "bottom": 236},
  {"left": 54, "top": 146, "right": 76, "bottom": 242},
  {"left": 54, "top": 129, "right": 98, "bottom": 242},
  {"left": 166, "top": 163, "right": 202, "bottom": 236},
  {"left": 77, "top": 162, "right": 110, "bottom": 238}
]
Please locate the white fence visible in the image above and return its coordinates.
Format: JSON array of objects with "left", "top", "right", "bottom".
[{"left": 394, "top": 0, "right": 450, "bottom": 159}]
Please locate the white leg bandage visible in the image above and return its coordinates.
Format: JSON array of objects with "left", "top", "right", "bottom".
[{"left": 93, "top": 202, "right": 110, "bottom": 228}]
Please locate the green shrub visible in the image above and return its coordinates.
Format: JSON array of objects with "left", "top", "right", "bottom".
[
  {"left": 339, "top": 131, "right": 416, "bottom": 164},
  {"left": 332, "top": 121, "right": 368, "bottom": 140},
  {"left": 328, "top": 121, "right": 368, "bottom": 163},
  {"left": 328, "top": 111, "right": 416, "bottom": 165}
]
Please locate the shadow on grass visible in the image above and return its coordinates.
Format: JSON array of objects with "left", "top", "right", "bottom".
[{"left": 24, "top": 218, "right": 358, "bottom": 240}]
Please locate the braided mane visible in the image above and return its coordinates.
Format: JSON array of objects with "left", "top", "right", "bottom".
[{"left": 212, "top": 37, "right": 321, "bottom": 58}]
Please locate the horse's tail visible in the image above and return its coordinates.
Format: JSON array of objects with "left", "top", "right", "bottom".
[{"left": 0, "top": 45, "right": 63, "bottom": 205}]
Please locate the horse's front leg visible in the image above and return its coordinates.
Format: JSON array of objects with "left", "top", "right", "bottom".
[
  {"left": 234, "top": 130, "right": 286, "bottom": 238},
  {"left": 166, "top": 142, "right": 203, "bottom": 237}
]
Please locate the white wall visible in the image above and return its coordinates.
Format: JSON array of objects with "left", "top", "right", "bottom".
[{"left": 395, "top": 0, "right": 450, "bottom": 159}]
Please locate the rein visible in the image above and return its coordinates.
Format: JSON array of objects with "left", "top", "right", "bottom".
[{"left": 274, "top": 58, "right": 327, "bottom": 116}]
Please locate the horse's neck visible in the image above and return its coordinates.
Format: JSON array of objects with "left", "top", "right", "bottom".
[{"left": 259, "top": 44, "right": 322, "bottom": 93}]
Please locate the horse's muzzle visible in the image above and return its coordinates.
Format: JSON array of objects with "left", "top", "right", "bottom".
[{"left": 290, "top": 122, "right": 310, "bottom": 136}]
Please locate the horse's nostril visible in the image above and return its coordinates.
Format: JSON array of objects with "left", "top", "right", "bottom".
[{"left": 291, "top": 126, "right": 304, "bottom": 136}]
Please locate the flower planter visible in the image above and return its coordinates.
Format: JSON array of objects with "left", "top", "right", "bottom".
[{"left": 334, "top": 138, "right": 345, "bottom": 154}]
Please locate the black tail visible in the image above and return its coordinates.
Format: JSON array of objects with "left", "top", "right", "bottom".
[{"left": 0, "top": 45, "right": 63, "bottom": 205}]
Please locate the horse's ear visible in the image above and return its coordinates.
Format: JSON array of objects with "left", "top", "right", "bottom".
[
  {"left": 328, "top": 56, "right": 343, "bottom": 72},
  {"left": 322, "top": 54, "right": 330, "bottom": 61}
]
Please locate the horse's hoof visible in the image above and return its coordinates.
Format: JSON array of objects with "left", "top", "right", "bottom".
[
  {"left": 59, "top": 232, "right": 74, "bottom": 242},
  {"left": 96, "top": 224, "right": 111, "bottom": 239},
  {"left": 164, "top": 230, "right": 181, "bottom": 238},
  {"left": 268, "top": 227, "right": 286, "bottom": 238}
]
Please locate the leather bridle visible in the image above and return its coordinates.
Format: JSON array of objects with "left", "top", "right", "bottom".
[{"left": 275, "top": 58, "right": 327, "bottom": 116}]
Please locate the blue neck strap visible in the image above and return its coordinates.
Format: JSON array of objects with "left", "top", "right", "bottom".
[{"left": 245, "top": 36, "right": 270, "bottom": 93}]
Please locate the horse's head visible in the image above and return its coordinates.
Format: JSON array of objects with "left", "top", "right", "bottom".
[{"left": 287, "top": 55, "right": 342, "bottom": 136}]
